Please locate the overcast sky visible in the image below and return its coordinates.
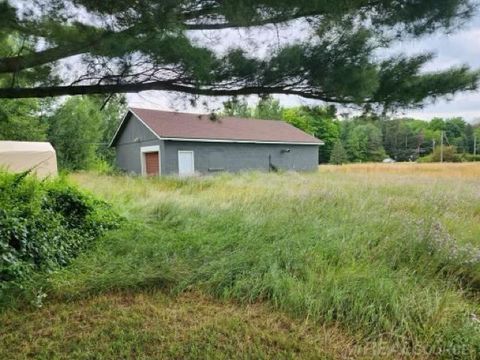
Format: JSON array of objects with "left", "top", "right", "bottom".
[{"left": 129, "top": 12, "right": 480, "bottom": 123}]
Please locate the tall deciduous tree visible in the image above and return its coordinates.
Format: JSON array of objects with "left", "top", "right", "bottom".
[
  {"left": 282, "top": 106, "right": 340, "bottom": 163},
  {"left": 474, "top": 124, "right": 480, "bottom": 139},
  {"left": 47, "top": 94, "right": 126, "bottom": 170},
  {"left": 222, "top": 97, "right": 252, "bottom": 118},
  {"left": 95, "top": 95, "right": 127, "bottom": 164},
  {"left": 381, "top": 118, "right": 433, "bottom": 161},
  {"left": 48, "top": 97, "right": 102, "bottom": 170},
  {"left": 0, "top": 0, "right": 478, "bottom": 111},
  {"left": 0, "top": 98, "right": 47, "bottom": 141},
  {"left": 254, "top": 97, "right": 283, "bottom": 120},
  {"left": 347, "top": 123, "right": 386, "bottom": 162}
]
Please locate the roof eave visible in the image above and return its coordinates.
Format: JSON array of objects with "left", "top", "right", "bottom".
[
  {"left": 160, "top": 137, "right": 323, "bottom": 145},
  {"left": 108, "top": 110, "right": 132, "bottom": 147},
  {"left": 111, "top": 108, "right": 324, "bottom": 146}
]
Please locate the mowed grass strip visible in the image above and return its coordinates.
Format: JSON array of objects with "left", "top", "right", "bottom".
[
  {"left": 2, "top": 165, "right": 480, "bottom": 358},
  {"left": 1, "top": 291, "right": 390, "bottom": 360}
]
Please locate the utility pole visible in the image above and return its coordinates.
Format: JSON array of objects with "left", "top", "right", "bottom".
[
  {"left": 440, "top": 131, "right": 444, "bottom": 163},
  {"left": 474, "top": 134, "right": 477, "bottom": 161}
]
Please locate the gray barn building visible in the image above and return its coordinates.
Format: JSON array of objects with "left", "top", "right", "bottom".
[{"left": 110, "top": 108, "right": 322, "bottom": 176}]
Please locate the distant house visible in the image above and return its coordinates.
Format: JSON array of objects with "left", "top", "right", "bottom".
[
  {"left": 0, "top": 141, "right": 57, "bottom": 178},
  {"left": 110, "top": 108, "right": 323, "bottom": 176}
]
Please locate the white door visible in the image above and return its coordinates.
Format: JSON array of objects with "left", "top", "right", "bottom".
[{"left": 178, "top": 151, "right": 195, "bottom": 176}]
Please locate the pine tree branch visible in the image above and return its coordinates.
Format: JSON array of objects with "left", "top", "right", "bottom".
[{"left": 0, "top": 81, "right": 354, "bottom": 103}]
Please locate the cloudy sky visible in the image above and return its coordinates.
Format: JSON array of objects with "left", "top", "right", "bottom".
[{"left": 129, "top": 11, "right": 480, "bottom": 123}]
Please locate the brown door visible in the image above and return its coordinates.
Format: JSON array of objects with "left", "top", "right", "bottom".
[{"left": 145, "top": 152, "right": 159, "bottom": 176}]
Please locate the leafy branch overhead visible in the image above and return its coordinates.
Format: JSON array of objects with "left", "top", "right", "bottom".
[{"left": 0, "top": 0, "right": 479, "bottom": 110}]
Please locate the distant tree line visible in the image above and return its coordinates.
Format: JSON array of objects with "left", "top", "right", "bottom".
[
  {"left": 1, "top": 91, "right": 479, "bottom": 170},
  {"left": 222, "top": 97, "right": 480, "bottom": 164}
]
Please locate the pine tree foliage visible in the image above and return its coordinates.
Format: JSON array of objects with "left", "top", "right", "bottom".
[{"left": 0, "top": 0, "right": 478, "bottom": 111}]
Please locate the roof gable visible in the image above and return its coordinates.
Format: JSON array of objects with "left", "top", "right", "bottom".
[{"left": 111, "top": 107, "right": 323, "bottom": 146}]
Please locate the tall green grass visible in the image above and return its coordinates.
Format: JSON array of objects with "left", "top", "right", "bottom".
[{"left": 49, "top": 170, "right": 480, "bottom": 357}]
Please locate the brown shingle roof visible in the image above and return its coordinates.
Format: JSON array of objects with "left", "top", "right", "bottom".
[{"left": 123, "top": 107, "right": 322, "bottom": 145}]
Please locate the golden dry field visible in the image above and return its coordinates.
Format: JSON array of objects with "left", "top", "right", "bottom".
[{"left": 320, "top": 162, "right": 480, "bottom": 178}]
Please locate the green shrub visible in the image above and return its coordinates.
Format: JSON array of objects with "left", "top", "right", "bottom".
[
  {"left": 419, "top": 146, "right": 461, "bottom": 162},
  {"left": 88, "top": 158, "right": 116, "bottom": 174},
  {"left": 0, "top": 171, "right": 120, "bottom": 290},
  {"left": 460, "top": 153, "right": 480, "bottom": 162}
]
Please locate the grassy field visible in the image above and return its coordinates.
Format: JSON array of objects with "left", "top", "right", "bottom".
[
  {"left": 321, "top": 162, "right": 480, "bottom": 178},
  {"left": 1, "top": 163, "right": 480, "bottom": 359}
]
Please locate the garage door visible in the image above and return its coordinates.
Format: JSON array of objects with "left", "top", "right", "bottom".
[{"left": 145, "top": 152, "right": 159, "bottom": 176}]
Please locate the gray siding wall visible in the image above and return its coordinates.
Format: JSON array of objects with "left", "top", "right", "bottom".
[
  {"left": 114, "top": 114, "right": 319, "bottom": 175},
  {"left": 114, "top": 114, "right": 164, "bottom": 174},
  {"left": 162, "top": 141, "right": 319, "bottom": 175}
]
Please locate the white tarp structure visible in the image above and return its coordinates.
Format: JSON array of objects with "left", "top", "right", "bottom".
[{"left": 0, "top": 141, "right": 58, "bottom": 178}]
